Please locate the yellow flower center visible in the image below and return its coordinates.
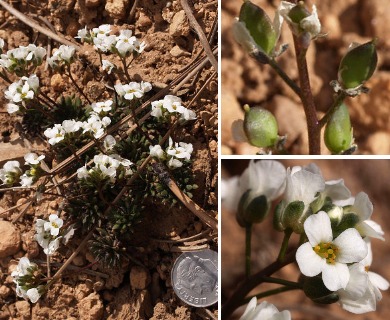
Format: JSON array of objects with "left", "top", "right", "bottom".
[{"left": 313, "top": 242, "right": 339, "bottom": 265}]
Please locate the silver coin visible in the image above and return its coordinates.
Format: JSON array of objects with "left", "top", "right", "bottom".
[{"left": 172, "top": 249, "right": 218, "bottom": 307}]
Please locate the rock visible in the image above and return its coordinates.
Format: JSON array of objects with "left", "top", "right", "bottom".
[
  {"left": 105, "top": 0, "right": 129, "bottom": 19},
  {"left": 21, "top": 231, "right": 39, "bottom": 258},
  {"left": 363, "top": 132, "right": 390, "bottom": 155},
  {"left": 86, "top": 0, "right": 101, "bottom": 8},
  {"left": 0, "top": 221, "right": 21, "bottom": 258},
  {"left": 169, "top": 11, "right": 189, "bottom": 37},
  {"left": 51, "top": 74, "right": 65, "bottom": 92},
  {"left": 221, "top": 88, "right": 244, "bottom": 148},
  {"left": 361, "top": 0, "right": 390, "bottom": 48},
  {"left": 77, "top": 292, "right": 104, "bottom": 320},
  {"left": 130, "top": 266, "right": 151, "bottom": 290},
  {"left": 137, "top": 12, "right": 153, "bottom": 28},
  {"left": 0, "top": 285, "right": 11, "bottom": 299},
  {"left": 170, "top": 45, "right": 188, "bottom": 58},
  {"left": 15, "top": 300, "right": 30, "bottom": 319}
]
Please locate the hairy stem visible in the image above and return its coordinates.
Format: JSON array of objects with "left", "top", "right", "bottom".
[
  {"left": 277, "top": 229, "right": 293, "bottom": 262},
  {"left": 293, "top": 35, "right": 320, "bottom": 154},
  {"left": 222, "top": 249, "right": 297, "bottom": 318},
  {"left": 261, "top": 276, "right": 302, "bottom": 289},
  {"left": 245, "top": 223, "right": 252, "bottom": 277}
]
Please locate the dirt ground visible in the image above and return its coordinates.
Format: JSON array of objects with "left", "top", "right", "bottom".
[
  {"left": 0, "top": 0, "right": 218, "bottom": 319},
  {"left": 222, "top": 159, "right": 390, "bottom": 320},
  {"left": 222, "top": 0, "right": 390, "bottom": 155}
]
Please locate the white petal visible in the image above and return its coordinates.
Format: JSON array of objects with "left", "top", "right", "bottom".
[
  {"left": 296, "top": 242, "right": 324, "bottom": 277},
  {"left": 357, "top": 221, "right": 385, "bottom": 241},
  {"left": 353, "top": 192, "right": 373, "bottom": 220},
  {"left": 255, "top": 301, "right": 279, "bottom": 318},
  {"left": 339, "top": 286, "right": 376, "bottom": 314},
  {"left": 324, "top": 179, "right": 351, "bottom": 201},
  {"left": 26, "top": 288, "right": 40, "bottom": 303},
  {"left": 240, "top": 297, "right": 257, "bottom": 320},
  {"left": 304, "top": 212, "right": 332, "bottom": 245},
  {"left": 231, "top": 119, "right": 248, "bottom": 142},
  {"left": 334, "top": 228, "right": 368, "bottom": 263},
  {"left": 340, "top": 263, "right": 369, "bottom": 300},
  {"left": 322, "top": 262, "right": 350, "bottom": 291},
  {"left": 368, "top": 271, "right": 390, "bottom": 291}
]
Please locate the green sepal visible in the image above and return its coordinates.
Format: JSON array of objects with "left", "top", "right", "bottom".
[
  {"left": 236, "top": 190, "right": 269, "bottom": 227},
  {"left": 288, "top": 3, "right": 311, "bottom": 24},
  {"left": 332, "top": 212, "right": 360, "bottom": 238},
  {"left": 243, "top": 105, "right": 278, "bottom": 148},
  {"left": 282, "top": 200, "right": 305, "bottom": 233},
  {"left": 338, "top": 40, "right": 378, "bottom": 89},
  {"left": 303, "top": 276, "right": 339, "bottom": 304},
  {"left": 324, "top": 103, "right": 353, "bottom": 154},
  {"left": 273, "top": 202, "right": 285, "bottom": 231},
  {"left": 239, "top": 0, "right": 277, "bottom": 55}
]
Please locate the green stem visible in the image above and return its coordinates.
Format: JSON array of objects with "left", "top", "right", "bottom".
[
  {"left": 269, "top": 58, "right": 302, "bottom": 98},
  {"left": 243, "top": 286, "right": 300, "bottom": 305},
  {"left": 261, "top": 276, "right": 302, "bottom": 289},
  {"left": 293, "top": 35, "right": 321, "bottom": 155},
  {"left": 318, "top": 92, "right": 347, "bottom": 127},
  {"left": 222, "top": 249, "right": 297, "bottom": 318},
  {"left": 277, "top": 229, "right": 293, "bottom": 262},
  {"left": 245, "top": 223, "right": 252, "bottom": 278}
]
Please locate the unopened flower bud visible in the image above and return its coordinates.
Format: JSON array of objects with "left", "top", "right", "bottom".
[
  {"left": 243, "top": 105, "right": 278, "bottom": 148},
  {"left": 331, "top": 210, "right": 360, "bottom": 238},
  {"left": 288, "top": 2, "right": 311, "bottom": 24},
  {"left": 234, "top": 0, "right": 280, "bottom": 55},
  {"left": 338, "top": 40, "right": 378, "bottom": 89},
  {"left": 236, "top": 190, "right": 269, "bottom": 227},
  {"left": 274, "top": 200, "right": 307, "bottom": 233},
  {"left": 303, "top": 276, "right": 339, "bottom": 304},
  {"left": 324, "top": 103, "right": 353, "bottom": 154}
]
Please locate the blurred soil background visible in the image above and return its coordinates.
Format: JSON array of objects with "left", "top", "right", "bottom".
[
  {"left": 222, "top": 159, "right": 390, "bottom": 319},
  {"left": 222, "top": 0, "right": 390, "bottom": 155},
  {"left": 0, "top": 0, "right": 218, "bottom": 319}
]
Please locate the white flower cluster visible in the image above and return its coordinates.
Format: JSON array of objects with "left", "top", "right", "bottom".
[
  {"left": 44, "top": 108, "right": 112, "bottom": 145},
  {"left": 35, "top": 214, "right": 66, "bottom": 255},
  {"left": 11, "top": 257, "right": 42, "bottom": 303},
  {"left": 76, "top": 24, "right": 146, "bottom": 57},
  {"left": 240, "top": 298, "right": 291, "bottom": 320},
  {"left": 0, "top": 40, "right": 46, "bottom": 75},
  {"left": 150, "top": 95, "right": 197, "bottom": 122},
  {"left": 4, "top": 74, "right": 40, "bottom": 114},
  {"left": 149, "top": 137, "right": 193, "bottom": 169},
  {"left": 222, "top": 161, "right": 389, "bottom": 314},
  {"left": 47, "top": 45, "right": 76, "bottom": 68},
  {"left": 114, "top": 81, "right": 152, "bottom": 102},
  {"left": 77, "top": 153, "right": 133, "bottom": 183},
  {"left": 0, "top": 153, "right": 45, "bottom": 187}
]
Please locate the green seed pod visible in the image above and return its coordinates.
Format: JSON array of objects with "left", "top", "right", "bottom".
[
  {"left": 288, "top": 2, "right": 311, "bottom": 24},
  {"left": 338, "top": 40, "right": 378, "bottom": 89},
  {"left": 324, "top": 103, "right": 353, "bottom": 154},
  {"left": 243, "top": 105, "right": 278, "bottom": 148},
  {"left": 303, "top": 276, "right": 339, "bottom": 304},
  {"left": 238, "top": 0, "right": 277, "bottom": 55}
]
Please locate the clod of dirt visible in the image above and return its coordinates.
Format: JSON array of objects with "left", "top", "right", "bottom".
[
  {"left": 221, "top": 88, "right": 243, "bottom": 150},
  {"left": 77, "top": 292, "right": 104, "bottom": 320},
  {"left": 0, "top": 221, "right": 21, "bottom": 258},
  {"left": 15, "top": 300, "right": 30, "bottom": 319},
  {"left": 130, "top": 266, "right": 151, "bottom": 290},
  {"left": 137, "top": 12, "right": 153, "bottom": 28},
  {"left": 21, "top": 231, "right": 40, "bottom": 259},
  {"left": 0, "top": 285, "right": 12, "bottom": 299},
  {"left": 51, "top": 74, "right": 66, "bottom": 92},
  {"left": 105, "top": 0, "right": 129, "bottom": 19},
  {"left": 86, "top": 0, "right": 102, "bottom": 8},
  {"left": 169, "top": 11, "right": 190, "bottom": 37},
  {"left": 8, "top": 31, "right": 29, "bottom": 47},
  {"left": 49, "top": 0, "right": 76, "bottom": 15},
  {"left": 170, "top": 45, "right": 190, "bottom": 58}
]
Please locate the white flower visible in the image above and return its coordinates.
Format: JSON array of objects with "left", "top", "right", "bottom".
[
  {"left": 133, "top": 40, "right": 146, "bottom": 53},
  {"left": 141, "top": 81, "right": 152, "bottom": 93},
  {"left": 49, "top": 45, "right": 75, "bottom": 67},
  {"left": 43, "top": 237, "right": 62, "bottom": 255},
  {"left": 180, "top": 108, "right": 197, "bottom": 121},
  {"left": 0, "top": 160, "right": 22, "bottom": 185},
  {"left": 26, "top": 288, "right": 41, "bottom": 303},
  {"left": 82, "top": 114, "right": 111, "bottom": 139},
  {"left": 91, "top": 100, "right": 113, "bottom": 114},
  {"left": 151, "top": 101, "right": 164, "bottom": 118},
  {"left": 337, "top": 239, "right": 389, "bottom": 314},
  {"left": 123, "top": 82, "right": 144, "bottom": 100},
  {"left": 62, "top": 119, "right": 82, "bottom": 133},
  {"left": 44, "top": 214, "right": 63, "bottom": 236},
  {"left": 77, "top": 166, "right": 89, "bottom": 179},
  {"left": 167, "top": 137, "right": 193, "bottom": 160},
  {"left": 101, "top": 59, "right": 115, "bottom": 74},
  {"left": 163, "top": 95, "right": 183, "bottom": 112},
  {"left": 7, "top": 103, "right": 20, "bottom": 114},
  {"left": 92, "top": 24, "right": 111, "bottom": 38},
  {"left": 93, "top": 34, "right": 116, "bottom": 52},
  {"left": 344, "top": 192, "right": 384, "bottom": 240},
  {"left": 75, "top": 26, "right": 89, "bottom": 41},
  {"left": 11, "top": 257, "right": 35, "bottom": 279},
  {"left": 221, "top": 176, "right": 240, "bottom": 213},
  {"left": 26, "top": 44, "right": 46, "bottom": 63},
  {"left": 24, "top": 152, "right": 45, "bottom": 165},
  {"left": 20, "top": 174, "right": 34, "bottom": 187},
  {"left": 44, "top": 124, "right": 66, "bottom": 145},
  {"left": 5, "top": 75, "right": 39, "bottom": 104},
  {"left": 115, "top": 29, "right": 137, "bottom": 56},
  {"left": 103, "top": 135, "right": 116, "bottom": 151},
  {"left": 240, "top": 298, "right": 291, "bottom": 320},
  {"left": 149, "top": 145, "right": 165, "bottom": 159},
  {"left": 168, "top": 157, "right": 183, "bottom": 168},
  {"left": 278, "top": 2, "right": 321, "bottom": 39},
  {"left": 296, "top": 211, "right": 368, "bottom": 291}
]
